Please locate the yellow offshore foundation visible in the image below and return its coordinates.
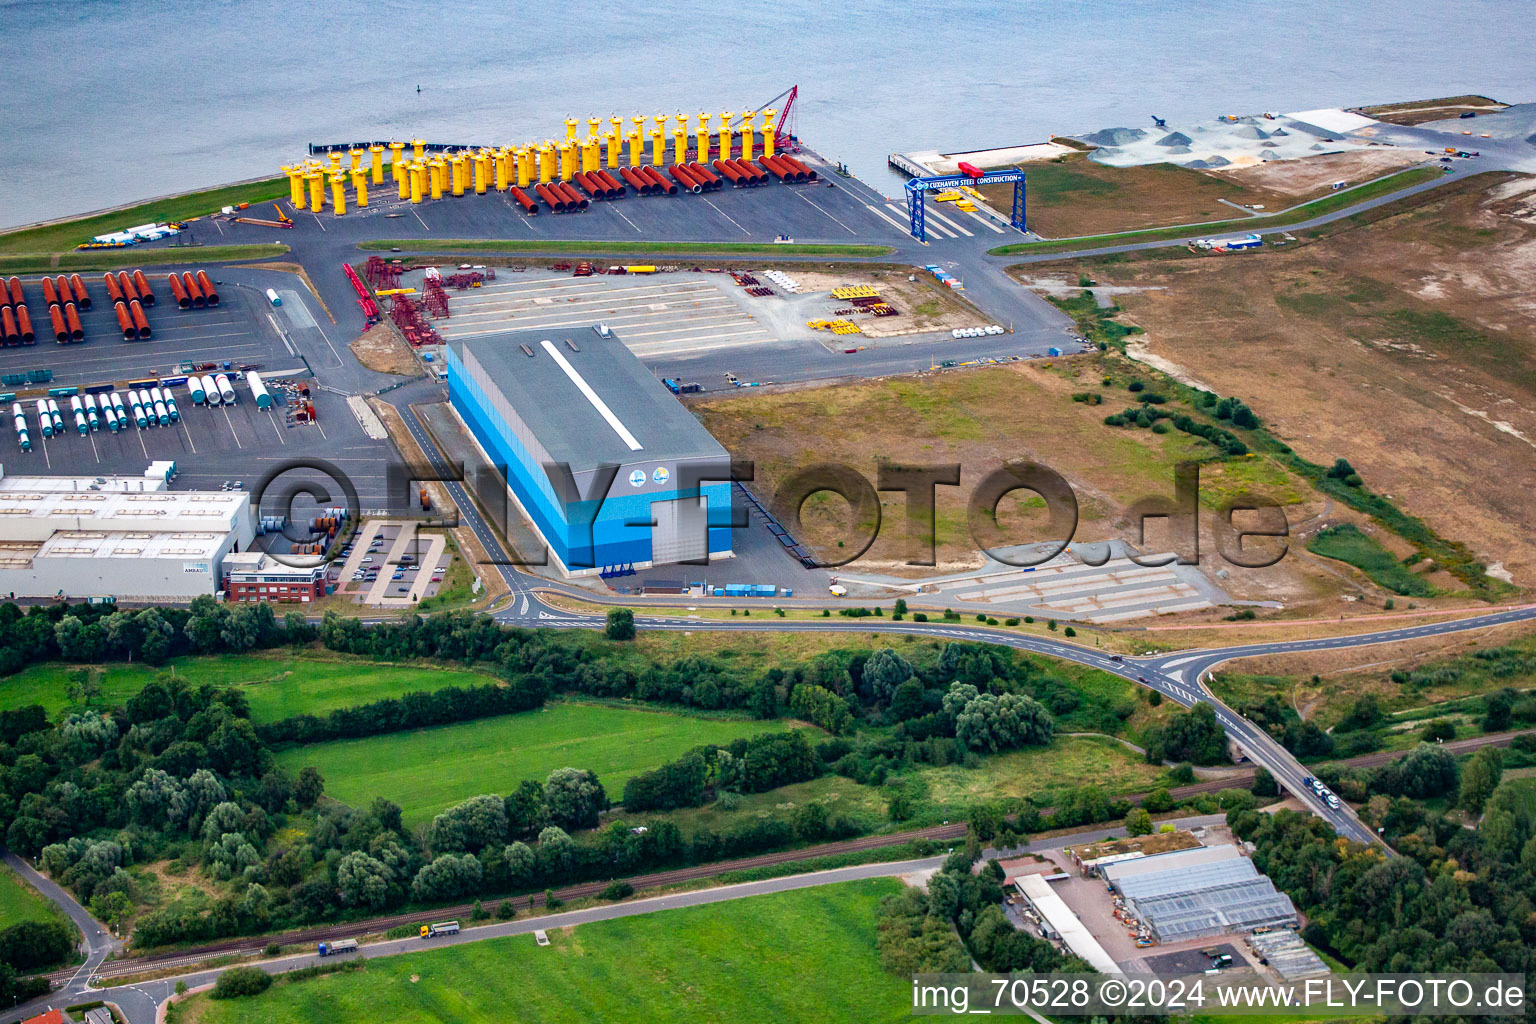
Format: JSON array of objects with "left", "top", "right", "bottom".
[
  {"left": 740, "top": 111, "right": 756, "bottom": 162},
  {"left": 282, "top": 100, "right": 782, "bottom": 213},
  {"left": 673, "top": 113, "right": 688, "bottom": 164},
  {"left": 285, "top": 166, "right": 305, "bottom": 209},
  {"left": 719, "top": 111, "right": 735, "bottom": 160}
]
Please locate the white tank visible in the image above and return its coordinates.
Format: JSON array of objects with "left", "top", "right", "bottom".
[
  {"left": 102, "top": 402, "right": 118, "bottom": 431},
  {"left": 188, "top": 378, "right": 205, "bottom": 404},
  {"left": 34, "top": 400, "right": 51, "bottom": 437},
  {"left": 165, "top": 394, "right": 180, "bottom": 422},
  {"left": 153, "top": 399, "right": 169, "bottom": 425},
  {"left": 214, "top": 373, "right": 236, "bottom": 403},
  {"left": 246, "top": 371, "right": 272, "bottom": 410},
  {"left": 202, "top": 374, "right": 221, "bottom": 406},
  {"left": 46, "top": 399, "right": 62, "bottom": 433},
  {"left": 69, "top": 395, "right": 83, "bottom": 415},
  {"left": 149, "top": 387, "right": 163, "bottom": 406}
]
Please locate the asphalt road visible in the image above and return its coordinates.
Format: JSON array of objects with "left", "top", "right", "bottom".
[{"left": 3, "top": 816, "right": 1224, "bottom": 1024}]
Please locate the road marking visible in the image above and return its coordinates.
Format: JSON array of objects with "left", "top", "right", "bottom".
[
  {"left": 864, "top": 203, "right": 911, "bottom": 235},
  {"left": 610, "top": 205, "right": 642, "bottom": 234},
  {"left": 412, "top": 208, "right": 430, "bottom": 232},
  {"left": 786, "top": 188, "right": 858, "bottom": 234},
  {"left": 964, "top": 208, "right": 1006, "bottom": 233},
  {"left": 702, "top": 197, "right": 751, "bottom": 235},
  {"left": 925, "top": 207, "right": 973, "bottom": 236}
]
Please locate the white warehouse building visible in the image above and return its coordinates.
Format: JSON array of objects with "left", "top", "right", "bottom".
[{"left": 0, "top": 467, "right": 253, "bottom": 602}]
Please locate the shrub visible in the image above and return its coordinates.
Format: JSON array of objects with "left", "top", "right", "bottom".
[
  {"left": 600, "top": 880, "right": 635, "bottom": 901},
  {"left": 1005, "top": 618, "right": 1019, "bottom": 626},
  {"left": 212, "top": 967, "right": 273, "bottom": 999},
  {"left": 1128, "top": 381, "right": 1145, "bottom": 392},
  {"left": 1063, "top": 627, "right": 1076, "bottom": 637}
]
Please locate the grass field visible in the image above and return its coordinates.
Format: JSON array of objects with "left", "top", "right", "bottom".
[
  {"left": 989, "top": 166, "right": 1442, "bottom": 253},
  {"left": 916, "top": 734, "right": 1165, "bottom": 811},
  {"left": 1307, "top": 524, "right": 1435, "bottom": 596},
  {"left": 977, "top": 155, "right": 1265, "bottom": 237},
  {"left": 0, "top": 653, "right": 497, "bottom": 722},
  {"left": 178, "top": 879, "right": 909, "bottom": 1024},
  {"left": 0, "top": 864, "right": 66, "bottom": 931},
  {"left": 0, "top": 245, "right": 290, "bottom": 275},
  {"left": 359, "top": 239, "right": 893, "bottom": 256},
  {"left": 0, "top": 178, "right": 290, "bottom": 254},
  {"left": 275, "top": 703, "right": 798, "bottom": 826}
]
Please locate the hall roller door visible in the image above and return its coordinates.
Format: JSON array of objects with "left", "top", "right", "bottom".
[{"left": 648, "top": 496, "right": 708, "bottom": 566}]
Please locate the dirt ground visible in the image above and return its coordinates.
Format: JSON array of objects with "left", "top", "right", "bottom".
[
  {"left": 689, "top": 360, "right": 1348, "bottom": 604},
  {"left": 1224, "top": 619, "right": 1536, "bottom": 682},
  {"left": 976, "top": 153, "right": 1303, "bottom": 238},
  {"left": 1215, "top": 148, "right": 1426, "bottom": 197},
  {"left": 782, "top": 267, "right": 980, "bottom": 337},
  {"left": 1361, "top": 95, "right": 1506, "bottom": 126},
  {"left": 351, "top": 322, "right": 420, "bottom": 375},
  {"left": 1039, "top": 173, "right": 1536, "bottom": 591}
]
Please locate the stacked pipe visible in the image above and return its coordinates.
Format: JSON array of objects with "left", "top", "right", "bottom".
[
  {"left": 69, "top": 275, "right": 90, "bottom": 309},
  {"left": 667, "top": 165, "right": 703, "bottom": 193},
  {"left": 341, "top": 263, "right": 377, "bottom": 323},
  {"left": 129, "top": 300, "right": 151, "bottom": 339},
  {"left": 132, "top": 270, "right": 156, "bottom": 306},
  {"left": 195, "top": 270, "right": 219, "bottom": 306},
  {"left": 640, "top": 166, "right": 677, "bottom": 195},
  {"left": 6, "top": 278, "right": 20, "bottom": 308},
  {"left": 757, "top": 155, "right": 796, "bottom": 181},
  {"left": 113, "top": 301, "right": 136, "bottom": 340},
  {"left": 779, "top": 154, "right": 818, "bottom": 180},
  {"left": 180, "top": 272, "right": 206, "bottom": 308},
  {"left": 711, "top": 159, "right": 746, "bottom": 187},
  {"left": 619, "top": 166, "right": 652, "bottom": 194},
  {"left": 116, "top": 272, "right": 140, "bottom": 306},
  {"left": 509, "top": 186, "right": 539, "bottom": 214},
  {"left": 534, "top": 182, "right": 568, "bottom": 212},
  {"left": 64, "top": 303, "right": 83, "bottom": 341},
  {"left": 556, "top": 183, "right": 588, "bottom": 210},
  {"left": 686, "top": 162, "right": 722, "bottom": 191},
  {"left": 167, "top": 273, "right": 190, "bottom": 308},
  {"left": 595, "top": 170, "right": 626, "bottom": 197}
]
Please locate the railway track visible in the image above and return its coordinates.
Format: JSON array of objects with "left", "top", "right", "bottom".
[{"left": 52, "top": 726, "right": 1533, "bottom": 986}]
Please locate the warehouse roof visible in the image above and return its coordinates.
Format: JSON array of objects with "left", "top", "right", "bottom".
[
  {"left": 1104, "top": 845, "right": 1242, "bottom": 887},
  {"left": 449, "top": 330, "right": 728, "bottom": 473},
  {"left": 0, "top": 470, "right": 247, "bottom": 541},
  {"left": 1015, "top": 874, "right": 1122, "bottom": 976}
]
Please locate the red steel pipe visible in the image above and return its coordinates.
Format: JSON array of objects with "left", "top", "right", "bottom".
[
  {"left": 49, "top": 305, "right": 67, "bottom": 343},
  {"left": 667, "top": 164, "right": 703, "bottom": 193},
  {"left": 103, "top": 272, "right": 123, "bottom": 303},
  {"left": 117, "top": 272, "right": 139, "bottom": 304},
  {"left": 594, "top": 170, "right": 626, "bottom": 197},
  {"left": 740, "top": 159, "right": 771, "bottom": 185},
  {"left": 711, "top": 159, "right": 745, "bottom": 186},
  {"left": 167, "top": 273, "right": 190, "bottom": 308},
  {"left": 195, "top": 270, "right": 219, "bottom": 306},
  {"left": 0, "top": 307, "right": 16, "bottom": 345},
  {"left": 69, "top": 275, "right": 91, "bottom": 309},
  {"left": 779, "top": 154, "right": 818, "bottom": 180},
  {"left": 572, "top": 172, "right": 604, "bottom": 200},
  {"left": 129, "top": 299, "right": 151, "bottom": 338},
  {"left": 766, "top": 154, "right": 805, "bottom": 181},
  {"left": 687, "top": 162, "right": 721, "bottom": 190},
  {"left": 534, "top": 182, "right": 567, "bottom": 211},
  {"left": 641, "top": 165, "right": 677, "bottom": 195},
  {"left": 64, "top": 302, "right": 83, "bottom": 341},
  {"left": 55, "top": 275, "right": 73, "bottom": 306},
  {"left": 6, "top": 278, "right": 21, "bottom": 308},
  {"left": 555, "top": 182, "right": 588, "bottom": 210},
  {"left": 181, "top": 272, "right": 206, "bottom": 307},
  {"left": 722, "top": 159, "right": 756, "bottom": 185},
  {"left": 113, "top": 301, "right": 135, "bottom": 340},
  {"left": 756, "top": 156, "right": 792, "bottom": 181},
  {"left": 41, "top": 278, "right": 59, "bottom": 308},
  {"left": 509, "top": 186, "right": 539, "bottom": 214},
  {"left": 132, "top": 270, "right": 155, "bottom": 306},
  {"left": 618, "top": 166, "right": 651, "bottom": 194},
  {"left": 15, "top": 306, "right": 33, "bottom": 344}
]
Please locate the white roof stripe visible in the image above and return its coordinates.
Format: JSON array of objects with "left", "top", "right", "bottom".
[{"left": 540, "top": 339, "right": 643, "bottom": 452}]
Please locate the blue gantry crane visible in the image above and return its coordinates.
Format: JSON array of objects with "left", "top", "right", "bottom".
[{"left": 902, "top": 166, "right": 1026, "bottom": 242}]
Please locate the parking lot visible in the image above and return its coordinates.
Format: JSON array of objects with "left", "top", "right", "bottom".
[
  {"left": 0, "top": 276, "right": 299, "bottom": 390},
  {"left": 331, "top": 519, "right": 453, "bottom": 606}
]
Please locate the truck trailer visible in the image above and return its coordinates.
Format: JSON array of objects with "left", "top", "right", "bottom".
[
  {"left": 420, "top": 921, "right": 460, "bottom": 939},
  {"left": 317, "top": 938, "right": 359, "bottom": 956}
]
